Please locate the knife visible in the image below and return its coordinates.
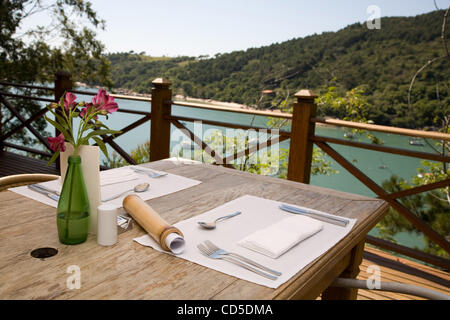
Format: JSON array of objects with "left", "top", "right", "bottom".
[
  {"left": 28, "top": 185, "right": 60, "bottom": 202},
  {"left": 279, "top": 204, "right": 349, "bottom": 227},
  {"left": 131, "top": 166, "right": 168, "bottom": 178},
  {"left": 31, "top": 183, "right": 60, "bottom": 196}
]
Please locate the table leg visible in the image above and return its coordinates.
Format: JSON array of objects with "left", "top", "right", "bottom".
[{"left": 321, "top": 240, "right": 365, "bottom": 300}]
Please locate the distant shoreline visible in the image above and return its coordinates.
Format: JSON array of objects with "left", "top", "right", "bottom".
[
  {"left": 76, "top": 83, "right": 438, "bottom": 131},
  {"left": 75, "top": 82, "right": 336, "bottom": 126},
  {"left": 76, "top": 82, "right": 263, "bottom": 112}
]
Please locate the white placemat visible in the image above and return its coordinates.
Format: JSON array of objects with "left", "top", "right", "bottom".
[
  {"left": 134, "top": 194, "right": 357, "bottom": 289},
  {"left": 8, "top": 165, "right": 201, "bottom": 209}
]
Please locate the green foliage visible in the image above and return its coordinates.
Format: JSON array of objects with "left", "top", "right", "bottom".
[
  {"left": 104, "top": 140, "right": 150, "bottom": 168},
  {"left": 316, "top": 86, "right": 384, "bottom": 144},
  {"left": 377, "top": 122, "right": 449, "bottom": 258},
  {"left": 106, "top": 52, "right": 195, "bottom": 93},
  {"left": 103, "top": 10, "right": 449, "bottom": 130},
  {"left": 1, "top": 0, "right": 111, "bottom": 85},
  {"left": 379, "top": 164, "right": 450, "bottom": 258},
  {"left": 1, "top": 0, "right": 111, "bottom": 150},
  {"left": 316, "top": 86, "right": 370, "bottom": 122},
  {"left": 378, "top": 176, "right": 418, "bottom": 242},
  {"left": 274, "top": 147, "right": 338, "bottom": 180}
]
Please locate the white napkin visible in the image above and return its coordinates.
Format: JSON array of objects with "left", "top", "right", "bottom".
[
  {"left": 8, "top": 166, "right": 201, "bottom": 209},
  {"left": 238, "top": 215, "right": 323, "bottom": 259},
  {"left": 132, "top": 195, "right": 356, "bottom": 289}
]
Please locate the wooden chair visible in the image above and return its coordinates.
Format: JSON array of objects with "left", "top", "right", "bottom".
[{"left": 0, "top": 173, "right": 59, "bottom": 192}]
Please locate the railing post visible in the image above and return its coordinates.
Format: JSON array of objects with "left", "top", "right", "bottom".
[
  {"left": 54, "top": 71, "right": 73, "bottom": 138},
  {"left": 54, "top": 71, "right": 72, "bottom": 172},
  {"left": 150, "top": 78, "right": 172, "bottom": 162},
  {"left": 287, "top": 89, "right": 318, "bottom": 184},
  {"left": 54, "top": 71, "right": 73, "bottom": 106}
]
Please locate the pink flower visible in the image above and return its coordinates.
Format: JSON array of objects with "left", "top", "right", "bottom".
[
  {"left": 91, "top": 89, "right": 118, "bottom": 114},
  {"left": 102, "top": 94, "right": 119, "bottom": 114},
  {"left": 80, "top": 107, "right": 88, "bottom": 118},
  {"left": 80, "top": 104, "right": 98, "bottom": 119},
  {"left": 64, "top": 92, "right": 77, "bottom": 110},
  {"left": 48, "top": 133, "right": 66, "bottom": 152}
]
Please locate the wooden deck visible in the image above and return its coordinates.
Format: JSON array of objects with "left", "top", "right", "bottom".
[
  {"left": 353, "top": 246, "right": 449, "bottom": 300},
  {"left": 0, "top": 150, "right": 58, "bottom": 177}
]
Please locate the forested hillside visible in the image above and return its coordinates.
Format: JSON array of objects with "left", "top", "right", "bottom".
[{"left": 105, "top": 10, "right": 449, "bottom": 129}]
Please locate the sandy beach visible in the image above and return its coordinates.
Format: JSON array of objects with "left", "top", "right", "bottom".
[{"left": 76, "top": 81, "right": 276, "bottom": 113}]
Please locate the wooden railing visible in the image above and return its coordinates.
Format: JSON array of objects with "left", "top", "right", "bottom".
[
  {"left": 0, "top": 72, "right": 449, "bottom": 270},
  {"left": 0, "top": 72, "right": 152, "bottom": 165}
]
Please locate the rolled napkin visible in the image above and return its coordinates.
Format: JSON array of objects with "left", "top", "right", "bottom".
[
  {"left": 238, "top": 215, "right": 323, "bottom": 259},
  {"left": 123, "top": 195, "right": 185, "bottom": 254}
]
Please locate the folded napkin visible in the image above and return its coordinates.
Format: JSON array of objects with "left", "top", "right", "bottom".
[
  {"left": 238, "top": 215, "right": 323, "bottom": 259},
  {"left": 100, "top": 168, "right": 140, "bottom": 186}
]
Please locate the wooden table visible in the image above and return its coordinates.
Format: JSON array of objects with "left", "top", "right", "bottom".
[{"left": 0, "top": 159, "right": 388, "bottom": 300}]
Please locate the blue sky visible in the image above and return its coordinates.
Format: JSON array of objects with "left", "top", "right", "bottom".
[{"left": 23, "top": 0, "right": 450, "bottom": 57}]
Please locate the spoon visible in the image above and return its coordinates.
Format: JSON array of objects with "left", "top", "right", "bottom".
[
  {"left": 197, "top": 211, "right": 242, "bottom": 229},
  {"left": 102, "top": 183, "right": 150, "bottom": 202}
]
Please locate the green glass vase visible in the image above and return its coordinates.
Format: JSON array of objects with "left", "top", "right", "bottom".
[{"left": 57, "top": 155, "right": 90, "bottom": 245}]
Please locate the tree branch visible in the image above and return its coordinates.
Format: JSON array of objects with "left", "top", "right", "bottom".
[
  {"left": 442, "top": 6, "right": 450, "bottom": 62},
  {"left": 408, "top": 6, "right": 450, "bottom": 110},
  {"left": 408, "top": 56, "right": 445, "bottom": 110},
  {"left": 434, "top": 0, "right": 440, "bottom": 10}
]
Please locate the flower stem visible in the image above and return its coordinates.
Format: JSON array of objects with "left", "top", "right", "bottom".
[
  {"left": 73, "top": 145, "right": 79, "bottom": 157},
  {"left": 61, "top": 102, "right": 73, "bottom": 142}
]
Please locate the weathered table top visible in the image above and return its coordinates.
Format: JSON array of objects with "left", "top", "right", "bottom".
[{"left": 0, "top": 158, "right": 388, "bottom": 299}]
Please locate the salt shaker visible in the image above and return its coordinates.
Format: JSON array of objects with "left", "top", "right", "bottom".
[{"left": 97, "top": 204, "right": 118, "bottom": 246}]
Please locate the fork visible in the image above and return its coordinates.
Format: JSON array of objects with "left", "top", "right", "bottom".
[
  {"left": 197, "top": 243, "right": 278, "bottom": 280},
  {"left": 203, "top": 240, "right": 282, "bottom": 276},
  {"left": 131, "top": 166, "right": 168, "bottom": 178}
]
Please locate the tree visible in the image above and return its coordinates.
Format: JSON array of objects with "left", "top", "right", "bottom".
[
  {"left": 316, "top": 85, "right": 384, "bottom": 144},
  {"left": 1, "top": 0, "right": 111, "bottom": 84},
  {"left": 1, "top": 0, "right": 112, "bottom": 152}
]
